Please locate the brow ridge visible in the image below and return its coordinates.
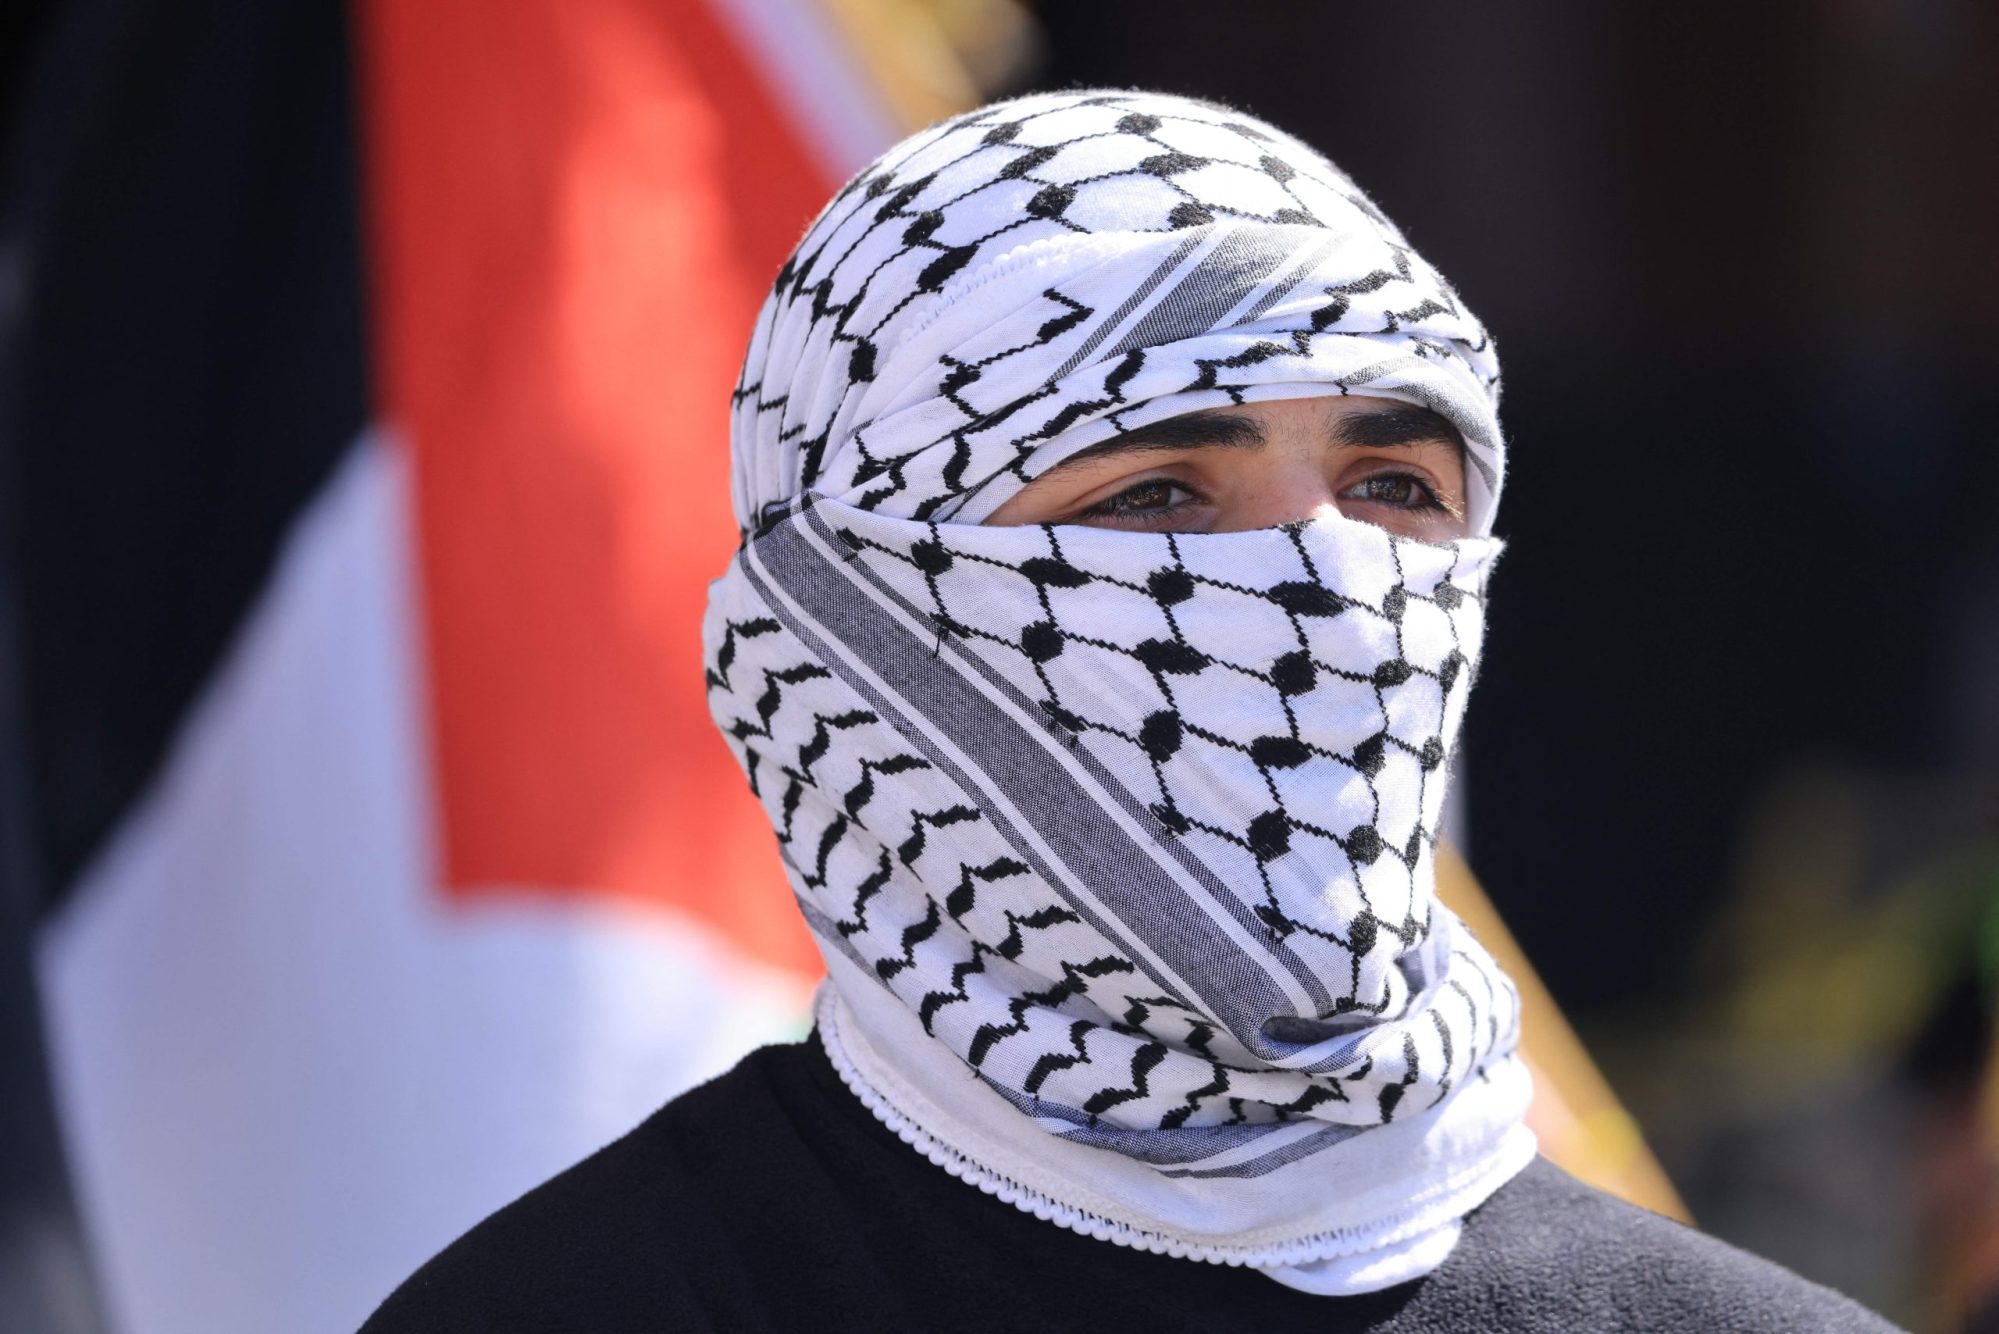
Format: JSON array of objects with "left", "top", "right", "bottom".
[{"left": 1040, "top": 403, "right": 1461, "bottom": 478}]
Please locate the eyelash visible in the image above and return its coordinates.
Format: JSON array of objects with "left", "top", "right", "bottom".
[
  {"left": 1078, "top": 477, "right": 1204, "bottom": 525},
  {"left": 1345, "top": 472, "right": 1445, "bottom": 511},
  {"left": 1076, "top": 470, "right": 1447, "bottom": 526}
]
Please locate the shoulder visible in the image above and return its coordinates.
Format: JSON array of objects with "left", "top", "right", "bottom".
[
  {"left": 360, "top": 1042, "right": 809, "bottom": 1334},
  {"left": 1433, "top": 1157, "right": 1901, "bottom": 1332}
]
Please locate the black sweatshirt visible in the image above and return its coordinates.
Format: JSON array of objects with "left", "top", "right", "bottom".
[{"left": 363, "top": 1035, "right": 1899, "bottom": 1333}]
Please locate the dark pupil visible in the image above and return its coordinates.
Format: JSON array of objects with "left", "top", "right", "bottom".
[
  {"left": 1368, "top": 476, "right": 1414, "bottom": 503},
  {"left": 1117, "top": 480, "right": 1175, "bottom": 510}
]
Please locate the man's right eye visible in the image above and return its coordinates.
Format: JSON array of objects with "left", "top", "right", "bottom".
[{"left": 1077, "top": 478, "right": 1202, "bottom": 526}]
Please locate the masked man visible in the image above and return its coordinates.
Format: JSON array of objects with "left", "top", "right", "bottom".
[{"left": 367, "top": 90, "right": 1897, "bottom": 1333}]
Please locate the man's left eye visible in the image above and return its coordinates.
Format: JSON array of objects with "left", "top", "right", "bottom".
[{"left": 1344, "top": 473, "right": 1437, "bottom": 508}]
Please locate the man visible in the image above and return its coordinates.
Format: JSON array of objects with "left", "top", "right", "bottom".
[{"left": 365, "top": 89, "right": 1897, "bottom": 1331}]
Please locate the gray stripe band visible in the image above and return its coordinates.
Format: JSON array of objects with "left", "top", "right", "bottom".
[{"left": 747, "top": 510, "right": 1307, "bottom": 1044}]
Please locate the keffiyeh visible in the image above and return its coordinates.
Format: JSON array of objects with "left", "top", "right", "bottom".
[{"left": 704, "top": 90, "right": 1533, "bottom": 1295}]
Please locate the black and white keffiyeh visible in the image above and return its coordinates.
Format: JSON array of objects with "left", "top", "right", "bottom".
[{"left": 704, "top": 90, "right": 1533, "bottom": 1294}]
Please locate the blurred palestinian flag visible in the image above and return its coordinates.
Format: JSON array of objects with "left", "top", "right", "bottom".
[
  {"left": 0, "top": 3, "right": 1676, "bottom": 1331},
  {"left": 0, "top": 0, "right": 953, "bottom": 1327}
]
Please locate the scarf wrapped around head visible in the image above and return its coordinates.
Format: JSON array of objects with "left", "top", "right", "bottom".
[{"left": 705, "top": 89, "right": 1533, "bottom": 1295}]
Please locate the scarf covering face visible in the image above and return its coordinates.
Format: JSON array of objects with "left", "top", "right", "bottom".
[{"left": 705, "top": 90, "right": 1533, "bottom": 1294}]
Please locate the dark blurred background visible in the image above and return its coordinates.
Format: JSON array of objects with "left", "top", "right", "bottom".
[{"left": 1024, "top": 2, "right": 1999, "bottom": 1326}]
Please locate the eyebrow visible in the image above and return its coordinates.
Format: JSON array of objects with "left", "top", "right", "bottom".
[{"left": 1041, "top": 403, "right": 1462, "bottom": 475}]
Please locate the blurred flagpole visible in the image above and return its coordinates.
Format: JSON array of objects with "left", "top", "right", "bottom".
[{"left": 1437, "top": 844, "right": 1690, "bottom": 1221}]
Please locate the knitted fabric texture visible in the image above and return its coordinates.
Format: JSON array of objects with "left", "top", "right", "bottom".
[{"left": 704, "top": 89, "right": 1532, "bottom": 1292}]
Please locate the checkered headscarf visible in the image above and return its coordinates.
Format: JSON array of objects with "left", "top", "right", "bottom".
[{"left": 705, "top": 90, "right": 1532, "bottom": 1293}]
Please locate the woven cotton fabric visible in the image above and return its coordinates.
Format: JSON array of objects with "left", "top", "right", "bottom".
[{"left": 704, "top": 90, "right": 1532, "bottom": 1291}]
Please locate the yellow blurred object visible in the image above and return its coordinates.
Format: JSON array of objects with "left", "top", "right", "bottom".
[
  {"left": 1986, "top": 1011, "right": 1999, "bottom": 1156},
  {"left": 817, "top": 0, "right": 1040, "bottom": 128},
  {"left": 1436, "top": 845, "right": 1692, "bottom": 1223},
  {"left": 1970, "top": 982, "right": 1999, "bottom": 1324}
]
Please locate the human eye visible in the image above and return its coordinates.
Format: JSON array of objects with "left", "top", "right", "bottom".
[
  {"left": 1075, "top": 476, "right": 1208, "bottom": 529},
  {"left": 1338, "top": 469, "right": 1446, "bottom": 512}
]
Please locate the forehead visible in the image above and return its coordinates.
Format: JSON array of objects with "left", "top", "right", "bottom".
[{"left": 1183, "top": 397, "right": 1463, "bottom": 438}]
